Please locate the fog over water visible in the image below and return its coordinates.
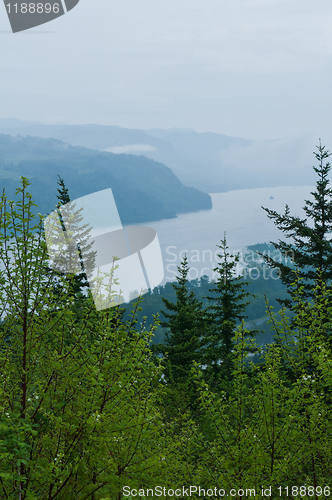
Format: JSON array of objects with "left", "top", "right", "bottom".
[{"left": 143, "top": 186, "right": 315, "bottom": 283}]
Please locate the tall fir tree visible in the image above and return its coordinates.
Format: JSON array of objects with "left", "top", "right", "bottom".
[
  {"left": 158, "top": 256, "right": 209, "bottom": 385},
  {"left": 55, "top": 175, "right": 96, "bottom": 297},
  {"left": 261, "top": 141, "right": 332, "bottom": 307},
  {"left": 56, "top": 175, "right": 70, "bottom": 205},
  {"left": 205, "top": 233, "right": 253, "bottom": 382}
]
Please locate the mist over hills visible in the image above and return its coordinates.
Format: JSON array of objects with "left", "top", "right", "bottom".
[
  {"left": 0, "top": 133, "right": 211, "bottom": 224},
  {"left": 0, "top": 119, "right": 318, "bottom": 193}
]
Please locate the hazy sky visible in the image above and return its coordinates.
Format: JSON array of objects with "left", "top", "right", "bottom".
[{"left": 1, "top": 0, "right": 332, "bottom": 140}]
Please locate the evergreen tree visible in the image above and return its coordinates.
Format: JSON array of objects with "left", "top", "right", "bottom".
[
  {"left": 158, "top": 256, "right": 209, "bottom": 385},
  {"left": 54, "top": 175, "right": 96, "bottom": 297},
  {"left": 261, "top": 141, "right": 332, "bottom": 307},
  {"left": 56, "top": 174, "right": 70, "bottom": 205},
  {"left": 205, "top": 233, "right": 253, "bottom": 381}
]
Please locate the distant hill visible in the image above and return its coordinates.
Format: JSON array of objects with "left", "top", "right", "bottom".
[
  {"left": 0, "top": 120, "right": 249, "bottom": 192},
  {"left": 0, "top": 134, "right": 212, "bottom": 224},
  {"left": 0, "top": 119, "right": 317, "bottom": 193}
]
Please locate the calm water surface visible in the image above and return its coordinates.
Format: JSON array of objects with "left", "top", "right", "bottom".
[{"left": 145, "top": 186, "right": 314, "bottom": 282}]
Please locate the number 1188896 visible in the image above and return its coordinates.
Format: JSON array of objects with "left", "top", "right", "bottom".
[
  {"left": 278, "top": 486, "right": 331, "bottom": 496},
  {"left": 6, "top": 3, "right": 60, "bottom": 14}
]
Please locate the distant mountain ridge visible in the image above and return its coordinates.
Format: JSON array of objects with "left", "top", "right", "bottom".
[
  {"left": 0, "top": 119, "right": 317, "bottom": 193},
  {"left": 0, "top": 133, "right": 212, "bottom": 224},
  {"left": 0, "top": 120, "right": 252, "bottom": 192}
]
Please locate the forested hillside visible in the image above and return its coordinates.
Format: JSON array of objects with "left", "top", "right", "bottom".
[{"left": 0, "top": 133, "right": 211, "bottom": 223}]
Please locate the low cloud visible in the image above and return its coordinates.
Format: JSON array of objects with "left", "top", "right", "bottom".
[
  {"left": 218, "top": 133, "right": 319, "bottom": 187},
  {"left": 105, "top": 144, "right": 157, "bottom": 154}
]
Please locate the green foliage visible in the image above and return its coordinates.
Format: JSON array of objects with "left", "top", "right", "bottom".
[
  {"left": 0, "top": 178, "right": 180, "bottom": 499},
  {"left": 194, "top": 281, "right": 332, "bottom": 491},
  {"left": 4, "top": 157, "right": 332, "bottom": 496}
]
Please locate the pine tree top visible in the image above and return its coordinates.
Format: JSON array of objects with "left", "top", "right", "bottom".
[{"left": 56, "top": 175, "right": 71, "bottom": 206}]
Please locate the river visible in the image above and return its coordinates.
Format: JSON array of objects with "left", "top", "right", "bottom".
[{"left": 144, "top": 185, "right": 314, "bottom": 283}]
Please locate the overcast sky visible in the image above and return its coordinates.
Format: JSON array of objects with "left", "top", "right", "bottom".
[{"left": 1, "top": 0, "right": 332, "bottom": 140}]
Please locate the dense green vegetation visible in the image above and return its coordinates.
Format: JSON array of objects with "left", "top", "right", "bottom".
[
  {"left": 2, "top": 143, "right": 332, "bottom": 498},
  {"left": 0, "top": 133, "right": 211, "bottom": 224}
]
